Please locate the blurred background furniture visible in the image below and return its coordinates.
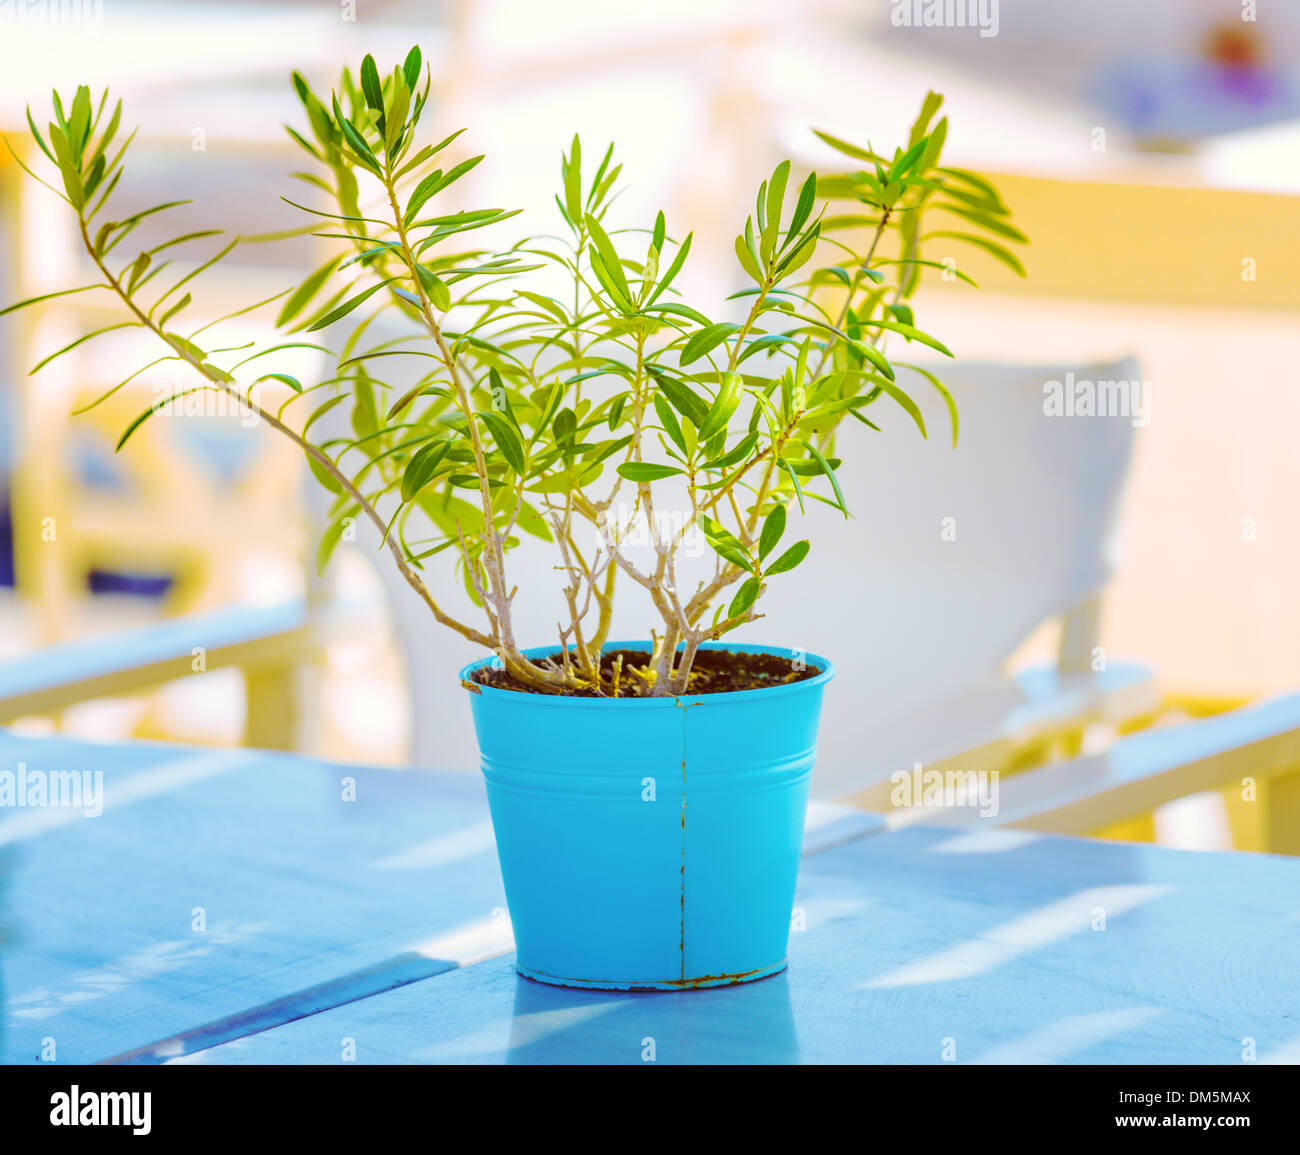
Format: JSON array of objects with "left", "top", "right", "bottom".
[{"left": 1, "top": 0, "right": 1298, "bottom": 856}]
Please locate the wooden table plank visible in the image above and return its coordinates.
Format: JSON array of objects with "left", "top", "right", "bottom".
[
  {"left": 0, "top": 733, "right": 509, "bottom": 1064},
  {"left": 0, "top": 735, "right": 884, "bottom": 1064},
  {"left": 169, "top": 825, "right": 1300, "bottom": 1065}
]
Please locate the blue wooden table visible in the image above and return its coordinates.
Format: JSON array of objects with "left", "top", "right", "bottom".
[{"left": 2, "top": 731, "right": 1298, "bottom": 1065}]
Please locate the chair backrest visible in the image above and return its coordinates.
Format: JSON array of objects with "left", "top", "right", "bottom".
[
  {"left": 772, "top": 356, "right": 1140, "bottom": 779},
  {"left": 357, "top": 356, "right": 1140, "bottom": 777}
]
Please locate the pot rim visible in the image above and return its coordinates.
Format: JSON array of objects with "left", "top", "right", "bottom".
[{"left": 459, "top": 639, "right": 833, "bottom": 708}]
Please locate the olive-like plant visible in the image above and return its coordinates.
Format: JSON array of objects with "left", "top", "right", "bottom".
[{"left": 4, "top": 48, "right": 1025, "bottom": 696}]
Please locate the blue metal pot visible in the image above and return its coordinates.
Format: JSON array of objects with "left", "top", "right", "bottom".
[{"left": 460, "top": 641, "right": 833, "bottom": 990}]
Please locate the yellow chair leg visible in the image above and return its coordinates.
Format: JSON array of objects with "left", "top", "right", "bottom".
[
  {"left": 244, "top": 664, "right": 298, "bottom": 751},
  {"left": 1262, "top": 769, "right": 1300, "bottom": 857},
  {"left": 1091, "top": 814, "right": 1158, "bottom": 843}
]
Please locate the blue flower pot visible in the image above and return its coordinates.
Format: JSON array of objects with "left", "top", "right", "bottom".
[{"left": 460, "top": 641, "right": 833, "bottom": 990}]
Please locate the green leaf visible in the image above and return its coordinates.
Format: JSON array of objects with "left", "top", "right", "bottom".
[
  {"left": 888, "top": 137, "right": 927, "bottom": 182},
  {"left": 415, "top": 264, "right": 452, "bottom": 311},
  {"left": 116, "top": 389, "right": 197, "bottom": 451},
  {"left": 332, "top": 96, "right": 380, "bottom": 172},
  {"left": 763, "top": 159, "right": 790, "bottom": 257},
  {"left": 734, "top": 232, "right": 764, "bottom": 284},
  {"left": 680, "top": 321, "right": 738, "bottom": 367},
  {"left": 28, "top": 322, "right": 132, "bottom": 374},
  {"left": 360, "top": 54, "right": 385, "bottom": 117},
  {"left": 787, "top": 172, "right": 818, "bottom": 237},
  {"left": 563, "top": 135, "right": 582, "bottom": 222},
  {"left": 698, "top": 515, "right": 751, "bottom": 572},
  {"left": 899, "top": 362, "right": 959, "bottom": 447},
  {"left": 401, "top": 440, "right": 451, "bottom": 501},
  {"left": 737, "top": 333, "right": 798, "bottom": 364},
  {"left": 302, "top": 393, "right": 347, "bottom": 437},
  {"left": 645, "top": 231, "right": 692, "bottom": 307},
  {"left": 876, "top": 379, "right": 928, "bottom": 440},
  {"left": 849, "top": 338, "right": 896, "bottom": 381},
  {"left": 406, "top": 156, "right": 484, "bottom": 225},
  {"left": 157, "top": 291, "right": 191, "bottom": 327},
  {"left": 616, "top": 461, "right": 683, "bottom": 483},
  {"left": 402, "top": 45, "right": 424, "bottom": 89},
  {"left": 306, "top": 449, "right": 343, "bottom": 494},
  {"left": 933, "top": 202, "right": 1028, "bottom": 243},
  {"left": 26, "top": 105, "right": 55, "bottom": 163},
  {"left": 758, "top": 503, "right": 786, "bottom": 560},
  {"left": 728, "top": 575, "right": 762, "bottom": 619},
  {"left": 0, "top": 283, "right": 105, "bottom": 317},
  {"left": 584, "top": 212, "right": 633, "bottom": 307},
  {"left": 866, "top": 319, "right": 953, "bottom": 356},
  {"left": 811, "top": 128, "right": 876, "bottom": 162},
  {"left": 278, "top": 256, "right": 341, "bottom": 325},
  {"left": 306, "top": 278, "right": 394, "bottom": 330},
  {"left": 774, "top": 226, "right": 819, "bottom": 279},
  {"left": 648, "top": 369, "right": 710, "bottom": 428},
  {"left": 478, "top": 410, "right": 527, "bottom": 474},
  {"left": 764, "top": 539, "right": 809, "bottom": 575},
  {"left": 925, "top": 231, "right": 1026, "bottom": 277},
  {"left": 697, "top": 371, "right": 743, "bottom": 439},
  {"left": 778, "top": 456, "right": 805, "bottom": 514},
  {"left": 801, "top": 439, "right": 848, "bottom": 517},
  {"left": 316, "top": 503, "right": 359, "bottom": 576},
  {"left": 251, "top": 372, "right": 302, "bottom": 394},
  {"left": 653, "top": 394, "right": 687, "bottom": 457},
  {"left": 701, "top": 430, "right": 758, "bottom": 471}
]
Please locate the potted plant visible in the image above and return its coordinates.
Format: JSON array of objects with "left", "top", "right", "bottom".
[{"left": 4, "top": 49, "right": 1024, "bottom": 989}]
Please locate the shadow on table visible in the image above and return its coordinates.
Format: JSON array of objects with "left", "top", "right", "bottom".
[{"left": 505, "top": 967, "right": 800, "bottom": 1064}]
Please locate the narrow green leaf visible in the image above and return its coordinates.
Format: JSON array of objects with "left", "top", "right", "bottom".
[
  {"left": 1, "top": 283, "right": 105, "bottom": 317},
  {"left": 403, "top": 46, "right": 423, "bottom": 91},
  {"left": 647, "top": 369, "right": 709, "bottom": 428},
  {"left": 764, "top": 539, "right": 810, "bottom": 575},
  {"left": 899, "top": 362, "right": 958, "bottom": 447},
  {"left": 698, "top": 371, "right": 743, "bottom": 439},
  {"left": 698, "top": 514, "right": 751, "bottom": 571},
  {"left": 478, "top": 410, "right": 527, "bottom": 474},
  {"left": 360, "top": 55, "right": 384, "bottom": 116},
  {"left": 787, "top": 172, "right": 817, "bottom": 237},
  {"left": 876, "top": 379, "right": 928, "bottom": 440},
  {"left": 728, "top": 575, "right": 762, "bottom": 620},
  {"left": 317, "top": 502, "right": 360, "bottom": 575},
  {"left": 278, "top": 256, "right": 341, "bottom": 325},
  {"left": 616, "top": 462, "right": 683, "bottom": 482},
  {"left": 925, "top": 231, "right": 1026, "bottom": 277},
  {"left": 811, "top": 129, "right": 876, "bottom": 162},
  {"left": 680, "top": 321, "right": 738, "bottom": 367},
  {"left": 26, "top": 105, "right": 55, "bottom": 162},
  {"left": 759, "top": 503, "right": 786, "bottom": 560},
  {"left": 584, "top": 212, "right": 632, "bottom": 304},
  {"left": 401, "top": 440, "right": 451, "bottom": 501},
  {"left": 734, "top": 231, "right": 764, "bottom": 284},
  {"left": 306, "top": 278, "right": 394, "bottom": 331},
  {"left": 801, "top": 439, "right": 848, "bottom": 517}
]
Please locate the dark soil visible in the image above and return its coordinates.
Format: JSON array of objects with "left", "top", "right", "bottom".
[{"left": 469, "top": 647, "right": 822, "bottom": 697}]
